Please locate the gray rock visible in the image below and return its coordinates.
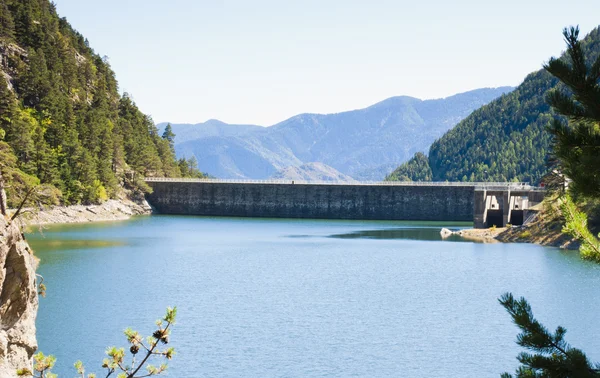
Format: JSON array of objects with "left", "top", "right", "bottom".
[
  {"left": 440, "top": 228, "right": 453, "bottom": 238},
  {"left": 0, "top": 217, "right": 39, "bottom": 377}
]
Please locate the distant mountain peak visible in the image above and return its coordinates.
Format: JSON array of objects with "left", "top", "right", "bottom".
[
  {"left": 270, "top": 163, "right": 357, "bottom": 183},
  {"left": 366, "top": 95, "right": 421, "bottom": 109},
  {"left": 166, "top": 86, "right": 514, "bottom": 180},
  {"left": 205, "top": 119, "right": 227, "bottom": 125}
]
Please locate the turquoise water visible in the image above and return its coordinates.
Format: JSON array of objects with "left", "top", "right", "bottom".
[{"left": 27, "top": 216, "right": 600, "bottom": 377}]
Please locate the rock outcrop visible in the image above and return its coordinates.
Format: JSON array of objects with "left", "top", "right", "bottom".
[
  {"left": 25, "top": 198, "right": 152, "bottom": 226},
  {"left": 0, "top": 176, "right": 38, "bottom": 376},
  {"left": 440, "top": 228, "right": 453, "bottom": 238}
]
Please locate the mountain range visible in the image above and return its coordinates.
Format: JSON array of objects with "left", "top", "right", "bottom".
[{"left": 158, "top": 86, "right": 513, "bottom": 180}]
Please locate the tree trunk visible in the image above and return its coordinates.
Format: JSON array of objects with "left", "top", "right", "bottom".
[{"left": 0, "top": 170, "right": 7, "bottom": 216}]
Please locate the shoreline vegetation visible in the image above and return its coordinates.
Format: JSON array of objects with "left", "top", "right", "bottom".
[{"left": 455, "top": 217, "right": 578, "bottom": 249}]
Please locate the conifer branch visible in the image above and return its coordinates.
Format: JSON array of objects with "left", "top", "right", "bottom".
[
  {"left": 19, "top": 308, "right": 177, "bottom": 378},
  {"left": 499, "top": 292, "right": 599, "bottom": 377}
]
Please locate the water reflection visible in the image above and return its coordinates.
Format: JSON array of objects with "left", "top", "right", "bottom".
[
  {"left": 27, "top": 238, "right": 126, "bottom": 253},
  {"left": 329, "top": 227, "right": 474, "bottom": 242}
]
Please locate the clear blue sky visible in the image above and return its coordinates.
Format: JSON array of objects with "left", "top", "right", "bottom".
[{"left": 54, "top": 0, "right": 600, "bottom": 126}]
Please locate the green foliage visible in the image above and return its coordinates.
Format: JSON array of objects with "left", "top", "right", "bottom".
[
  {"left": 519, "top": 230, "right": 532, "bottom": 239},
  {"left": 385, "top": 152, "right": 432, "bottom": 181},
  {"left": 499, "top": 292, "right": 600, "bottom": 377},
  {"left": 0, "top": 140, "right": 60, "bottom": 211},
  {"left": 17, "top": 351, "right": 57, "bottom": 378},
  {"left": 178, "top": 156, "right": 205, "bottom": 178},
  {"left": 22, "top": 307, "right": 177, "bottom": 378},
  {"left": 131, "top": 175, "right": 153, "bottom": 195},
  {"left": 560, "top": 195, "right": 600, "bottom": 262},
  {"left": 161, "top": 123, "right": 175, "bottom": 151},
  {"left": 74, "top": 360, "right": 96, "bottom": 378},
  {"left": 90, "top": 179, "right": 108, "bottom": 203},
  {"left": 0, "top": 0, "right": 192, "bottom": 205},
  {"left": 0, "top": 0, "right": 15, "bottom": 40},
  {"left": 428, "top": 67, "right": 556, "bottom": 183},
  {"left": 544, "top": 26, "right": 600, "bottom": 199},
  {"left": 425, "top": 27, "right": 600, "bottom": 184}
]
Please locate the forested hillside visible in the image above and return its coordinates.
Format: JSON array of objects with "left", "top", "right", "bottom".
[
  {"left": 0, "top": 0, "right": 197, "bottom": 206},
  {"left": 389, "top": 27, "right": 600, "bottom": 184},
  {"left": 432, "top": 28, "right": 600, "bottom": 183},
  {"left": 385, "top": 152, "right": 432, "bottom": 182}
]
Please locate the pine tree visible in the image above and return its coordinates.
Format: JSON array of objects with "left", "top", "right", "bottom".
[
  {"left": 161, "top": 123, "right": 176, "bottom": 151},
  {"left": 544, "top": 26, "right": 600, "bottom": 198},
  {"left": 0, "top": 76, "right": 16, "bottom": 132},
  {"left": 177, "top": 157, "right": 189, "bottom": 177},
  {"left": 0, "top": 0, "right": 15, "bottom": 39},
  {"left": 19, "top": 48, "right": 52, "bottom": 107},
  {"left": 499, "top": 293, "right": 600, "bottom": 377},
  {"left": 0, "top": 1, "right": 188, "bottom": 205}
]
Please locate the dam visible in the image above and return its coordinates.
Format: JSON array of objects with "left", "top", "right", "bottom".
[{"left": 145, "top": 179, "right": 544, "bottom": 228}]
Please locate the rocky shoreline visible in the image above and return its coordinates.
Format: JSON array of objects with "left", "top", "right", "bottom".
[
  {"left": 441, "top": 212, "right": 578, "bottom": 250},
  {"left": 441, "top": 227, "right": 503, "bottom": 243},
  {"left": 17, "top": 198, "right": 152, "bottom": 227}
]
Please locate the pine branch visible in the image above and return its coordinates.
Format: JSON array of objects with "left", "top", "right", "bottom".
[
  {"left": 559, "top": 195, "right": 600, "bottom": 261},
  {"left": 21, "top": 308, "right": 176, "bottom": 378},
  {"left": 499, "top": 292, "right": 600, "bottom": 377},
  {"left": 546, "top": 90, "right": 587, "bottom": 120}
]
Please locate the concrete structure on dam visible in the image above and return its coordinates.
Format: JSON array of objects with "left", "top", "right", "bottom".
[{"left": 145, "top": 178, "right": 544, "bottom": 227}]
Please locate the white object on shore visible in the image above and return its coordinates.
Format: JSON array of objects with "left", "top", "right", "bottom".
[{"left": 440, "top": 228, "right": 453, "bottom": 238}]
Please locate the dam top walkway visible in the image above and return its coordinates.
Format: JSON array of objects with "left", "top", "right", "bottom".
[{"left": 144, "top": 177, "right": 540, "bottom": 191}]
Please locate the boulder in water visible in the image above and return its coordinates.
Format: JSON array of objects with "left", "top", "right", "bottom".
[{"left": 440, "top": 228, "right": 453, "bottom": 238}]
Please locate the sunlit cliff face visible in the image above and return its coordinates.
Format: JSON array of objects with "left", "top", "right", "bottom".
[{"left": 0, "top": 216, "right": 39, "bottom": 377}]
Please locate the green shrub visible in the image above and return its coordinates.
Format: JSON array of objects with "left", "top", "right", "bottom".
[{"left": 519, "top": 230, "right": 532, "bottom": 239}]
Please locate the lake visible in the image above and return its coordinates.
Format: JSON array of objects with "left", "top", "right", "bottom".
[{"left": 27, "top": 215, "right": 600, "bottom": 377}]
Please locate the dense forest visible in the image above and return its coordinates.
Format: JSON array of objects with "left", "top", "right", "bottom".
[
  {"left": 388, "top": 27, "right": 600, "bottom": 184},
  {"left": 0, "top": 0, "right": 201, "bottom": 206},
  {"left": 385, "top": 152, "right": 432, "bottom": 181}
]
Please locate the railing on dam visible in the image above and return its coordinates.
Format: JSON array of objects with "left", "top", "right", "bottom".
[{"left": 144, "top": 177, "right": 538, "bottom": 191}]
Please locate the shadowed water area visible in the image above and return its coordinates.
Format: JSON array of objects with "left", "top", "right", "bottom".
[{"left": 27, "top": 216, "right": 600, "bottom": 377}]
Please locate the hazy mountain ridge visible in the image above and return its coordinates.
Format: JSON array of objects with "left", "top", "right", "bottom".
[
  {"left": 157, "top": 119, "right": 262, "bottom": 141},
  {"left": 160, "top": 87, "right": 513, "bottom": 179},
  {"left": 270, "top": 162, "right": 357, "bottom": 183}
]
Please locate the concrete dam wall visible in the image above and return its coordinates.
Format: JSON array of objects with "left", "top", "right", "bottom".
[{"left": 146, "top": 181, "right": 477, "bottom": 222}]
